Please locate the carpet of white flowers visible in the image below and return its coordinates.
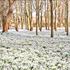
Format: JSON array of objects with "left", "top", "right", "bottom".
[{"left": 0, "top": 29, "right": 70, "bottom": 70}]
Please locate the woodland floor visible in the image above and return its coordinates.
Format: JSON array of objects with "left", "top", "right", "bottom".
[{"left": 0, "top": 28, "right": 70, "bottom": 70}]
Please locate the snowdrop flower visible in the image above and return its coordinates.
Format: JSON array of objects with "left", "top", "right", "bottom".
[
  {"left": 63, "top": 52, "right": 69, "bottom": 57},
  {"left": 59, "top": 44, "right": 64, "bottom": 49},
  {"left": 51, "top": 65, "right": 57, "bottom": 70},
  {"left": 0, "top": 61, "right": 4, "bottom": 66},
  {"left": 12, "top": 65, "right": 18, "bottom": 70},
  {"left": 57, "top": 64, "right": 62, "bottom": 68},
  {"left": 0, "top": 31, "right": 70, "bottom": 70}
]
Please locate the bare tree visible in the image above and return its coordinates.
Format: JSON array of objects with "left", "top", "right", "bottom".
[
  {"left": 54, "top": 0, "right": 57, "bottom": 31},
  {"left": 50, "top": 0, "right": 53, "bottom": 37},
  {"left": 57, "top": 0, "right": 60, "bottom": 27},
  {"left": 2, "top": 0, "right": 15, "bottom": 32},
  {"left": 36, "top": 0, "right": 39, "bottom": 35},
  {"left": 22, "top": 0, "right": 27, "bottom": 30},
  {"left": 65, "top": 0, "right": 68, "bottom": 35},
  {"left": 20, "top": 0, "right": 24, "bottom": 29},
  {"left": 39, "top": 6, "right": 43, "bottom": 31},
  {"left": 45, "top": 0, "right": 47, "bottom": 30},
  {"left": 27, "top": 0, "right": 33, "bottom": 31}
]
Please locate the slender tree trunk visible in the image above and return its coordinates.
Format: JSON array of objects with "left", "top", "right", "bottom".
[
  {"left": 45, "top": 0, "right": 47, "bottom": 30},
  {"left": 58, "top": 1, "right": 60, "bottom": 27},
  {"left": 61, "top": 7, "right": 63, "bottom": 27},
  {"left": 29, "top": 0, "right": 33, "bottom": 31},
  {"left": 24, "top": 0, "right": 28, "bottom": 30},
  {"left": 65, "top": 0, "right": 68, "bottom": 35},
  {"left": 54, "top": 0, "right": 57, "bottom": 31},
  {"left": 21, "top": 16, "right": 23, "bottom": 29},
  {"left": 47, "top": 0, "right": 49, "bottom": 30},
  {"left": 50, "top": 0, "right": 53, "bottom": 37},
  {"left": 15, "top": 1, "right": 18, "bottom": 31},
  {"left": 39, "top": 9, "right": 42, "bottom": 31},
  {"left": 36, "top": 0, "right": 39, "bottom": 35},
  {"left": 20, "top": 0, "right": 23, "bottom": 29},
  {"left": 15, "top": 17, "right": 18, "bottom": 31}
]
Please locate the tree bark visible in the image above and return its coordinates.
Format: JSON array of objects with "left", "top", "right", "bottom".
[
  {"left": 50, "top": 0, "right": 53, "bottom": 37},
  {"left": 2, "top": 16, "right": 8, "bottom": 32},
  {"left": 54, "top": 0, "right": 57, "bottom": 31},
  {"left": 65, "top": 0, "right": 68, "bottom": 35},
  {"left": 36, "top": 0, "right": 39, "bottom": 35},
  {"left": 2, "top": 0, "right": 15, "bottom": 32}
]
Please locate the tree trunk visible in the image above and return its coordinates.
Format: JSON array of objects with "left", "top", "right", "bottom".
[
  {"left": 2, "top": 0, "right": 15, "bottom": 32},
  {"left": 45, "top": 0, "right": 47, "bottom": 30},
  {"left": 54, "top": 0, "right": 57, "bottom": 31},
  {"left": 57, "top": 1, "right": 60, "bottom": 27},
  {"left": 39, "top": 9, "right": 42, "bottom": 31},
  {"left": 2, "top": 16, "right": 8, "bottom": 32},
  {"left": 29, "top": 0, "right": 33, "bottom": 31},
  {"left": 65, "top": 0, "right": 68, "bottom": 35},
  {"left": 50, "top": 0, "right": 53, "bottom": 37},
  {"left": 36, "top": 0, "right": 39, "bottom": 35}
]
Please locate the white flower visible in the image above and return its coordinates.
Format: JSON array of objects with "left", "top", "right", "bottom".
[
  {"left": 12, "top": 65, "right": 18, "bottom": 70},
  {"left": 51, "top": 65, "right": 57, "bottom": 70},
  {"left": 59, "top": 44, "right": 63, "bottom": 49}
]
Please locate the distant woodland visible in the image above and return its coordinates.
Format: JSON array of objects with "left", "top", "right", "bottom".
[{"left": 0, "top": 0, "right": 69, "bottom": 37}]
